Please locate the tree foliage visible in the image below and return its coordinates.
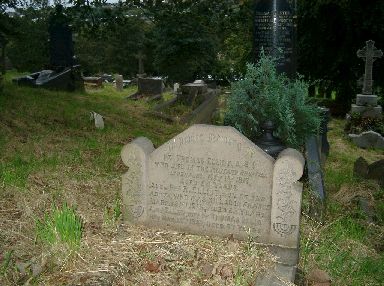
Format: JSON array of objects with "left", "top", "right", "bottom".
[
  {"left": 225, "top": 53, "right": 321, "bottom": 149},
  {"left": 297, "top": 0, "right": 384, "bottom": 109}
]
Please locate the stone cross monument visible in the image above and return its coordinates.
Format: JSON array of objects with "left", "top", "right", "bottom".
[
  {"left": 357, "top": 40, "right": 383, "bottom": 95},
  {"left": 350, "top": 40, "right": 383, "bottom": 119},
  {"left": 135, "top": 51, "right": 146, "bottom": 78}
]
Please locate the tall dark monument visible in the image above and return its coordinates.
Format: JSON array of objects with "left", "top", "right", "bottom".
[
  {"left": 253, "top": 0, "right": 297, "bottom": 77},
  {"left": 48, "top": 4, "right": 74, "bottom": 69},
  {"left": 13, "top": 4, "right": 83, "bottom": 91}
]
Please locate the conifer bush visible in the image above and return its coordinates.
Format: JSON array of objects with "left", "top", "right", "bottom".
[{"left": 224, "top": 54, "right": 321, "bottom": 149}]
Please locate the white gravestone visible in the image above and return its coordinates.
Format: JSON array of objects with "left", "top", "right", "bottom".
[{"left": 121, "top": 125, "right": 305, "bottom": 284}]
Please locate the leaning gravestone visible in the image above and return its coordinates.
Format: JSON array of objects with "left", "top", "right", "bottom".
[
  {"left": 121, "top": 125, "right": 305, "bottom": 285},
  {"left": 253, "top": 0, "right": 297, "bottom": 77}
]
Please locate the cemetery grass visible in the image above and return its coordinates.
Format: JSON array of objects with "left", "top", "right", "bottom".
[
  {"left": 0, "top": 75, "right": 276, "bottom": 286},
  {"left": 2, "top": 73, "right": 384, "bottom": 285},
  {"left": 300, "top": 119, "right": 384, "bottom": 286}
]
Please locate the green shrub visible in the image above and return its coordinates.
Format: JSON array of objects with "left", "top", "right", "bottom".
[
  {"left": 224, "top": 53, "right": 321, "bottom": 149},
  {"left": 36, "top": 203, "right": 83, "bottom": 248},
  {"left": 345, "top": 112, "right": 384, "bottom": 136}
]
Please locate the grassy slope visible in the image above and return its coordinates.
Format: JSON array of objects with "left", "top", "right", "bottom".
[
  {"left": 0, "top": 76, "right": 272, "bottom": 286},
  {"left": 299, "top": 119, "right": 384, "bottom": 285},
  {"left": 1, "top": 74, "right": 383, "bottom": 285}
]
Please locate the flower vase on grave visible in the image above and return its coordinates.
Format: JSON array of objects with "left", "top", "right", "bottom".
[{"left": 255, "top": 120, "right": 286, "bottom": 159}]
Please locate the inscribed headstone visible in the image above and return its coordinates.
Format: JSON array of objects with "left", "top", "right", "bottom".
[
  {"left": 121, "top": 125, "right": 304, "bottom": 247},
  {"left": 48, "top": 5, "right": 74, "bottom": 69},
  {"left": 253, "top": 0, "right": 297, "bottom": 77}
]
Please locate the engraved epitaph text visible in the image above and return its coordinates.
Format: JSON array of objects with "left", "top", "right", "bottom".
[
  {"left": 121, "top": 125, "right": 304, "bottom": 246},
  {"left": 253, "top": 0, "right": 297, "bottom": 77}
]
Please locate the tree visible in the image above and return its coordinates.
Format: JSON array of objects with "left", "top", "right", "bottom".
[
  {"left": 6, "top": 6, "right": 50, "bottom": 72},
  {"left": 297, "top": 0, "right": 384, "bottom": 113},
  {"left": 146, "top": 0, "right": 251, "bottom": 82}
]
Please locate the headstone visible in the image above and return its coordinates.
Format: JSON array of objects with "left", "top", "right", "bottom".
[
  {"left": 354, "top": 157, "right": 384, "bottom": 186},
  {"left": 121, "top": 125, "right": 305, "bottom": 285},
  {"left": 179, "top": 80, "right": 208, "bottom": 105},
  {"left": 12, "top": 5, "right": 83, "bottom": 91},
  {"left": 367, "top": 159, "right": 384, "bottom": 186},
  {"left": 357, "top": 40, "right": 383, "bottom": 95},
  {"left": 137, "top": 77, "right": 163, "bottom": 96},
  {"left": 48, "top": 5, "right": 74, "bottom": 70},
  {"left": 305, "top": 136, "right": 326, "bottom": 215},
  {"left": 89, "top": 111, "right": 104, "bottom": 129},
  {"left": 135, "top": 51, "right": 146, "bottom": 78},
  {"left": 115, "top": 75, "right": 123, "bottom": 91},
  {"left": 173, "top": 83, "right": 180, "bottom": 93},
  {"left": 253, "top": 0, "right": 297, "bottom": 77},
  {"left": 350, "top": 40, "right": 383, "bottom": 119},
  {"left": 319, "top": 107, "right": 331, "bottom": 162},
  {"left": 353, "top": 157, "right": 369, "bottom": 178},
  {"left": 348, "top": 131, "right": 384, "bottom": 149}
]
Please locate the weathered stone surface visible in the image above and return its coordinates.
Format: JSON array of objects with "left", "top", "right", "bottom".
[
  {"left": 349, "top": 131, "right": 384, "bottom": 149},
  {"left": 353, "top": 157, "right": 369, "bottom": 178},
  {"left": 138, "top": 77, "right": 163, "bottom": 96},
  {"left": 270, "top": 149, "right": 304, "bottom": 248},
  {"left": 350, "top": 104, "right": 382, "bottom": 118},
  {"left": 305, "top": 135, "right": 326, "bottom": 219},
  {"left": 253, "top": 0, "right": 297, "bottom": 77},
  {"left": 367, "top": 159, "right": 384, "bottom": 186},
  {"left": 254, "top": 263, "right": 296, "bottom": 286},
  {"left": 121, "top": 125, "right": 304, "bottom": 243},
  {"left": 353, "top": 157, "right": 384, "bottom": 187},
  {"left": 115, "top": 75, "right": 123, "bottom": 91},
  {"left": 121, "top": 125, "right": 305, "bottom": 285},
  {"left": 179, "top": 81, "right": 209, "bottom": 105},
  {"left": 356, "top": 94, "right": 379, "bottom": 106},
  {"left": 357, "top": 40, "right": 383, "bottom": 95}
]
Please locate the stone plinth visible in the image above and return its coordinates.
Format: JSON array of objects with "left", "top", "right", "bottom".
[
  {"left": 121, "top": 125, "right": 305, "bottom": 285},
  {"left": 350, "top": 104, "right": 382, "bottom": 119},
  {"left": 356, "top": 94, "right": 379, "bottom": 106}
]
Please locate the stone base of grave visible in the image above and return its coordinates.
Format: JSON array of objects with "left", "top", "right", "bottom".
[
  {"left": 254, "top": 246, "right": 299, "bottom": 285},
  {"left": 350, "top": 104, "right": 382, "bottom": 118},
  {"left": 356, "top": 94, "right": 379, "bottom": 106},
  {"left": 121, "top": 125, "right": 306, "bottom": 286},
  {"left": 255, "top": 263, "right": 296, "bottom": 286}
]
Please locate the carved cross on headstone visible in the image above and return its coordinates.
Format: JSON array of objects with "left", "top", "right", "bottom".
[
  {"left": 357, "top": 40, "right": 383, "bottom": 95},
  {"left": 135, "top": 51, "right": 146, "bottom": 75}
]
